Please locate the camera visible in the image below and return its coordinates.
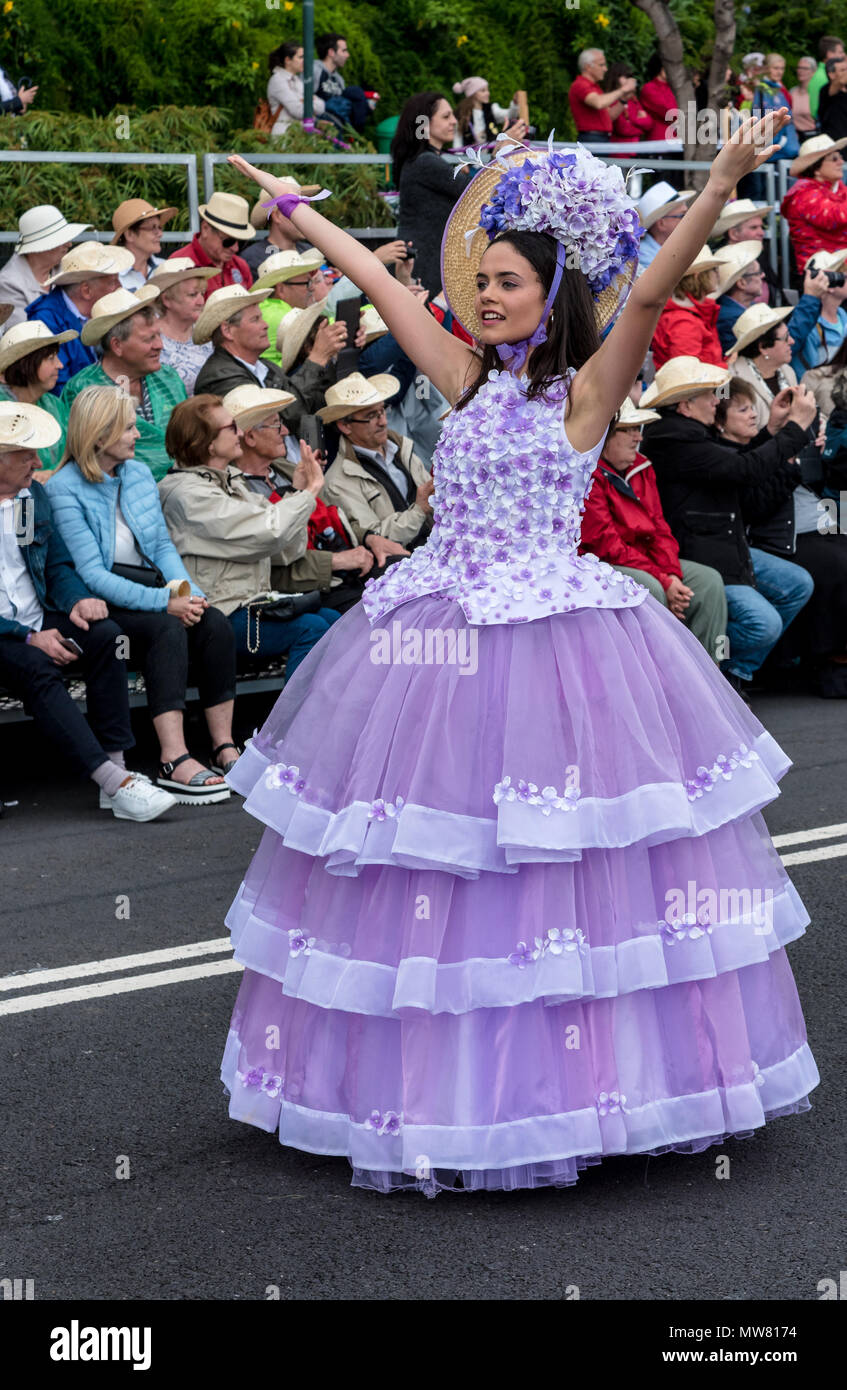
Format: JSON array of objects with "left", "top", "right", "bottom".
[
  {"left": 400, "top": 243, "right": 417, "bottom": 261},
  {"left": 809, "top": 260, "right": 846, "bottom": 288}
]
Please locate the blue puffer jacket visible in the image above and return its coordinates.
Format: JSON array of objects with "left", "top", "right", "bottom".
[
  {"left": 0, "top": 482, "right": 91, "bottom": 641},
  {"left": 46, "top": 458, "right": 203, "bottom": 611}
]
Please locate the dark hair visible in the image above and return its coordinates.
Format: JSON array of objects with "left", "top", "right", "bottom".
[
  {"left": 740, "top": 324, "right": 781, "bottom": 357},
  {"left": 317, "top": 32, "right": 345, "bottom": 61},
  {"left": 604, "top": 61, "right": 635, "bottom": 93},
  {"left": 819, "top": 34, "right": 844, "bottom": 59},
  {"left": 3, "top": 342, "right": 60, "bottom": 389},
  {"left": 455, "top": 229, "right": 601, "bottom": 412},
  {"left": 390, "top": 91, "right": 449, "bottom": 183},
  {"left": 165, "top": 394, "right": 225, "bottom": 468},
  {"left": 714, "top": 375, "right": 757, "bottom": 427},
  {"left": 268, "top": 41, "right": 302, "bottom": 73},
  {"left": 825, "top": 55, "right": 845, "bottom": 76},
  {"left": 455, "top": 93, "right": 489, "bottom": 138},
  {"left": 645, "top": 52, "right": 665, "bottom": 83}
]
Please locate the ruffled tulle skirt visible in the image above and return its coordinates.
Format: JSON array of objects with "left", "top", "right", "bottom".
[{"left": 221, "top": 595, "right": 819, "bottom": 1195}]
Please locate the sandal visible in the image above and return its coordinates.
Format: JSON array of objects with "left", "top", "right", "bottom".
[
  {"left": 211, "top": 742, "right": 242, "bottom": 775},
  {"left": 156, "top": 754, "right": 231, "bottom": 805}
]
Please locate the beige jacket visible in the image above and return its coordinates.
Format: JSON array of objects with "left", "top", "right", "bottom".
[
  {"left": 802, "top": 364, "right": 840, "bottom": 420},
  {"left": 321, "top": 430, "right": 432, "bottom": 546},
  {"left": 731, "top": 356, "right": 798, "bottom": 432},
  {"left": 158, "top": 462, "right": 315, "bottom": 615}
]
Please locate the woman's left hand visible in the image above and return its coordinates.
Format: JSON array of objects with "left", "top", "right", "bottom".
[{"left": 709, "top": 109, "right": 791, "bottom": 193}]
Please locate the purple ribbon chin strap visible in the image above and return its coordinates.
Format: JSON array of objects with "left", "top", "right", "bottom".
[
  {"left": 260, "top": 188, "right": 332, "bottom": 219},
  {"left": 496, "top": 241, "right": 567, "bottom": 373}
]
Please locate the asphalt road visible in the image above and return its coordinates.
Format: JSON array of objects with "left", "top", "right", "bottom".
[{"left": 1, "top": 692, "right": 843, "bottom": 1302}]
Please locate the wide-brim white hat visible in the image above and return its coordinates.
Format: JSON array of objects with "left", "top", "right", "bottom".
[
  {"left": 222, "top": 384, "right": 297, "bottom": 431},
  {"left": 359, "top": 306, "right": 389, "bottom": 345},
  {"left": 0, "top": 400, "right": 62, "bottom": 451},
  {"left": 252, "top": 249, "right": 324, "bottom": 292},
  {"left": 45, "top": 242, "right": 134, "bottom": 287},
  {"left": 80, "top": 284, "right": 161, "bottom": 346},
  {"left": 15, "top": 204, "right": 93, "bottom": 255},
  {"left": 614, "top": 395, "right": 660, "bottom": 428},
  {"left": 640, "top": 356, "right": 731, "bottom": 408},
  {"left": 806, "top": 247, "right": 847, "bottom": 274},
  {"left": 637, "top": 182, "right": 696, "bottom": 229},
  {"left": 790, "top": 134, "right": 847, "bottom": 177},
  {"left": 192, "top": 284, "right": 270, "bottom": 345},
  {"left": 0, "top": 319, "right": 79, "bottom": 373},
  {"left": 277, "top": 301, "right": 332, "bottom": 373},
  {"left": 146, "top": 258, "right": 217, "bottom": 294},
  {"left": 684, "top": 247, "right": 722, "bottom": 276},
  {"left": 711, "top": 198, "right": 774, "bottom": 239},
  {"left": 731, "top": 303, "right": 793, "bottom": 354},
  {"left": 317, "top": 371, "right": 401, "bottom": 423},
  {"left": 709, "top": 240, "right": 764, "bottom": 298}
]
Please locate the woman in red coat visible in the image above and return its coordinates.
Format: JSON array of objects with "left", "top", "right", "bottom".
[
  {"left": 780, "top": 134, "right": 847, "bottom": 274},
  {"left": 604, "top": 62, "right": 653, "bottom": 143},
  {"left": 579, "top": 396, "right": 727, "bottom": 657},
  {"left": 650, "top": 248, "right": 727, "bottom": 369},
  {"left": 640, "top": 54, "right": 678, "bottom": 141}
]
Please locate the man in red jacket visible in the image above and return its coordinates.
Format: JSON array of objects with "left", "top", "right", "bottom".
[
  {"left": 169, "top": 192, "right": 254, "bottom": 298},
  {"left": 580, "top": 397, "right": 727, "bottom": 661}
]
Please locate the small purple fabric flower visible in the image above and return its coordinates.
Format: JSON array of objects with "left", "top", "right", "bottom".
[
  {"left": 368, "top": 795, "right": 405, "bottom": 822},
  {"left": 597, "top": 1090, "right": 628, "bottom": 1117},
  {"left": 508, "top": 940, "right": 538, "bottom": 968},
  {"left": 243, "top": 1067, "right": 265, "bottom": 1088},
  {"left": 260, "top": 1074, "right": 284, "bottom": 1099},
  {"left": 288, "top": 928, "right": 315, "bottom": 957}
]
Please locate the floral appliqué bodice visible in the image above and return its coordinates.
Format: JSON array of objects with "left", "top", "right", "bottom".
[{"left": 362, "top": 367, "right": 646, "bottom": 626}]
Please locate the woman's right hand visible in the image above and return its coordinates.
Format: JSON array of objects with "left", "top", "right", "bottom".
[
  {"left": 308, "top": 319, "right": 348, "bottom": 365},
  {"left": 768, "top": 387, "right": 794, "bottom": 434},
  {"left": 787, "top": 384, "right": 818, "bottom": 430},
  {"left": 294, "top": 442, "right": 325, "bottom": 496},
  {"left": 167, "top": 593, "right": 204, "bottom": 627}
]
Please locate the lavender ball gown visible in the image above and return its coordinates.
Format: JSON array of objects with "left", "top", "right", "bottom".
[{"left": 221, "top": 366, "right": 819, "bottom": 1196}]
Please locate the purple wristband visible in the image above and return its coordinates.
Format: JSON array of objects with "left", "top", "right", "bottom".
[
  {"left": 25, "top": 631, "right": 33, "bottom": 644},
  {"left": 262, "top": 193, "right": 307, "bottom": 219}
]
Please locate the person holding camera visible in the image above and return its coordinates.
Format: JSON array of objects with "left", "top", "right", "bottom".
[
  {"left": 790, "top": 251, "right": 847, "bottom": 375},
  {"left": 0, "top": 64, "right": 37, "bottom": 116}
]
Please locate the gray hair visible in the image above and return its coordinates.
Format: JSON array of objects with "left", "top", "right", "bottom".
[
  {"left": 577, "top": 49, "right": 603, "bottom": 72},
  {"left": 102, "top": 306, "right": 157, "bottom": 355},
  {"left": 211, "top": 307, "right": 248, "bottom": 350}
]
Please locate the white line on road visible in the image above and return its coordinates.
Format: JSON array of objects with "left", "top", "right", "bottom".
[
  {"left": 0, "top": 936, "right": 232, "bottom": 993},
  {"left": 771, "top": 822, "right": 847, "bottom": 849},
  {"left": 780, "top": 841, "right": 847, "bottom": 867},
  {"left": 0, "top": 958, "right": 243, "bottom": 1016}
]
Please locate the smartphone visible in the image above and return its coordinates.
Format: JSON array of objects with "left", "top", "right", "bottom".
[
  {"left": 299, "top": 414, "right": 326, "bottom": 457},
  {"left": 335, "top": 296, "right": 361, "bottom": 346},
  {"left": 59, "top": 636, "right": 83, "bottom": 656},
  {"left": 335, "top": 345, "right": 360, "bottom": 377}
]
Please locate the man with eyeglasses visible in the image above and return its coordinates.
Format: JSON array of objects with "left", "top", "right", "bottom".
[
  {"left": 635, "top": 183, "right": 696, "bottom": 274},
  {"left": 715, "top": 247, "right": 828, "bottom": 358},
  {"left": 168, "top": 192, "right": 254, "bottom": 299}
]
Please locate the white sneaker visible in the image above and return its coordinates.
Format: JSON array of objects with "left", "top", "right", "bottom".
[
  {"left": 104, "top": 774, "right": 177, "bottom": 822},
  {"left": 99, "top": 770, "right": 151, "bottom": 810}
]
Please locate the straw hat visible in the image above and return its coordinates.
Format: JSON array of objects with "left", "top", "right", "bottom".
[
  {"left": 80, "top": 284, "right": 161, "bottom": 346},
  {"left": 192, "top": 284, "right": 271, "bottom": 345},
  {"left": 731, "top": 303, "right": 793, "bottom": 354},
  {"left": 709, "top": 240, "right": 763, "bottom": 298},
  {"left": 640, "top": 356, "right": 731, "bottom": 408},
  {"left": 317, "top": 371, "right": 401, "bottom": 423},
  {"left": 0, "top": 304, "right": 13, "bottom": 329},
  {"left": 790, "top": 133, "right": 847, "bottom": 177},
  {"left": 197, "top": 191, "right": 255, "bottom": 241},
  {"left": 250, "top": 179, "right": 321, "bottom": 230},
  {"left": 111, "top": 198, "right": 177, "bottom": 244},
  {"left": 222, "top": 384, "right": 297, "bottom": 431},
  {"left": 683, "top": 247, "right": 722, "bottom": 276},
  {"left": 0, "top": 400, "right": 62, "bottom": 452},
  {"left": 146, "top": 258, "right": 217, "bottom": 294},
  {"left": 441, "top": 146, "right": 641, "bottom": 339},
  {"left": 277, "top": 302, "right": 332, "bottom": 371},
  {"left": 710, "top": 198, "right": 774, "bottom": 240},
  {"left": 636, "top": 182, "right": 696, "bottom": 229},
  {"left": 0, "top": 319, "right": 79, "bottom": 373},
  {"left": 14, "top": 204, "right": 93, "bottom": 255},
  {"left": 360, "top": 306, "right": 389, "bottom": 345},
  {"left": 806, "top": 248, "right": 847, "bottom": 274},
  {"left": 45, "top": 242, "right": 135, "bottom": 287},
  {"left": 252, "top": 249, "right": 323, "bottom": 292},
  {"left": 613, "top": 395, "right": 660, "bottom": 428}
]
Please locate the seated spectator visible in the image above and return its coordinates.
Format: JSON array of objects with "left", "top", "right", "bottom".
[
  {"left": 640, "top": 53, "right": 679, "bottom": 141},
  {"left": 640, "top": 356, "right": 816, "bottom": 695},
  {"left": 320, "top": 372, "right": 433, "bottom": 561},
  {"left": 803, "top": 331, "right": 847, "bottom": 416},
  {"left": 314, "top": 31, "right": 373, "bottom": 133},
  {"left": 62, "top": 287, "right": 187, "bottom": 483},
  {"left": 193, "top": 284, "right": 330, "bottom": 435},
  {"left": 276, "top": 300, "right": 342, "bottom": 383},
  {"left": 0, "top": 205, "right": 91, "bottom": 330},
  {"left": 267, "top": 41, "right": 325, "bottom": 138},
  {"left": 47, "top": 385, "right": 235, "bottom": 799},
  {"left": 223, "top": 384, "right": 373, "bottom": 615},
  {"left": 0, "top": 399, "right": 174, "bottom": 821},
  {"left": 252, "top": 248, "right": 327, "bottom": 366},
  {"left": 111, "top": 199, "right": 177, "bottom": 292},
  {"left": 569, "top": 48, "right": 634, "bottom": 145},
  {"left": 717, "top": 375, "right": 847, "bottom": 693},
  {"left": 650, "top": 247, "right": 725, "bottom": 369},
  {"left": 242, "top": 177, "right": 321, "bottom": 276},
  {"left": 26, "top": 242, "right": 133, "bottom": 394},
  {"left": 391, "top": 92, "right": 474, "bottom": 298},
  {"left": 818, "top": 52, "right": 847, "bottom": 143},
  {"left": 635, "top": 182, "right": 696, "bottom": 272},
  {"left": 713, "top": 241, "right": 765, "bottom": 351},
  {"left": 710, "top": 197, "right": 780, "bottom": 305},
  {"left": 167, "top": 192, "right": 254, "bottom": 297},
  {"left": 604, "top": 62, "right": 652, "bottom": 143},
  {"left": 790, "top": 56, "right": 819, "bottom": 135},
  {"left": 0, "top": 320, "right": 76, "bottom": 474},
  {"left": 159, "top": 394, "right": 340, "bottom": 674},
  {"left": 791, "top": 250, "right": 847, "bottom": 376},
  {"left": 731, "top": 287, "right": 831, "bottom": 408},
  {"left": 579, "top": 396, "right": 727, "bottom": 660},
  {"left": 781, "top": 135, "right": 847, "bottom": 275},
  {"left": 147, "top": 259, "right": 216, "bottom": 394},
  {"left": 452, "top": 77, "right": 520, "bottom": 147}
]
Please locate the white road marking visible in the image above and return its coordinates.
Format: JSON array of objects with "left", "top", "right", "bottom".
[
  {"left": 771, "top": 822, "right": 847, "bottom": 849},
  {"left": 0, "top": 958, "right": 243, "bottom": 1016},
  {"left": 780, "top": 842, "right": 847, "bottom": 867},
  {"left": 0, "top": 937, "right": 232, "bottom": 993}
]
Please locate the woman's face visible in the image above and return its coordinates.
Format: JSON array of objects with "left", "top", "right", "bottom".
[
  {"left": 475, "top": 85, "right": 491, "bottom": 106},
  {"left": 162, "top": 277, "right": 207, "bottom": 321},
  {"left": 208, "top": 408, "right": 243, "bottom": 468},
  {"left": 602, "top": 425, "right": 641, "bottom": 470},
  {"left": 797, "top": 59, "right": 815, "bottom": 84},
  {"left": 759, "top": 323, "right": 793, "bottom": 366},
  {"left": 768, "top": 58, "right": 785, "bottom": 81},
  {"left": 475, "top": 242, "right": 547, "bottom": 349},
  {"left": 125, "top": 217, "right": 163, "bottom": 259},
  {"left": 286, "top": 47, "right": 304, "bottom": 74},
  {"left": 36, "top": 350, "right": 62, "bottom": 393},
  {"left": 721, "top": 395, "right": 758, "bottom": 441},
  {"left": 428, "top": 99, "right": 457, "bottom": 147},
  {"left": 816, "top": 150, "right": 844, "bottom": 182},
  {"left": 101, "top": 419, "right": 140, "bottom": 462}
]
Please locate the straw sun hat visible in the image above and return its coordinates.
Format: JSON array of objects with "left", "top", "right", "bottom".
[
  {"left": 192, "top": 284, "right": 270, "bottom": 345},
  {"left": 636, "top": 182, "right": 696, "bottom": 229},
  {"left": 221, "top": 384, "right": 296, "bottom": 430},
  {"left": 0, "top": 319, "right": 79, "bottom": 374},
  {"left": 317, "top": 372, "right": 401, "bottom": 423},
  {"left": 640, "top": 357, "right": 731, "bottom": 408},
  {"left": 146, "top": 258, "right": 217, "bottom": 294},
  {"left": 708, "top": 240, "right": 763, "bottom": 298},
  {"left": 789, "top": 134, "right": 847, "bottom": 177},
  {"left": 0, "top": 400, "right": 62, "bottom": 452},
  {"left": 252, "top": 248, "right": 323, "bottom": 293},
  {"left": 614, "top": 395, "right": 660, "bottom": 429},
  {"left": 197, "top": 191, "right": 255, "bottom": 241},
  {"left": 730, "top": 303, "right": 793, "bottom": 354},
  {"left": 111, "top": 198, "right": 177, "bottom": 244},
  {"left": 710, "top": 198, "right": 774, "bottom": 240},
  {"left": 80, "top": 285, "right": 160, "bottom": 347},
  {"left": 441, "top": 145, "right": 642, "bottom": 340},
  {"left": 45, "top": 241, "right": 134, "bottom": 287},
  {"left": 276, "top": 302, "right": 331, "bottom": 372}
]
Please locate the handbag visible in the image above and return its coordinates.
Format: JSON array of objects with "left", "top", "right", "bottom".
[
  {"left": 243, "top": 589, "right": 322, "bottom": 654},
  {"left": 110, "top": 560, "right": 166, "bottom": 588}
]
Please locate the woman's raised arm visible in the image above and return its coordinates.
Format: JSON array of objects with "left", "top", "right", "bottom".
[{"left": 227, "top": 154, "right": 477, "bottom": 402}]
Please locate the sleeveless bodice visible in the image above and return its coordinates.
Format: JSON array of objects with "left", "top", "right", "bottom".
[{"left": 362, "top": 367, "right": 646, "bottom": 626}]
